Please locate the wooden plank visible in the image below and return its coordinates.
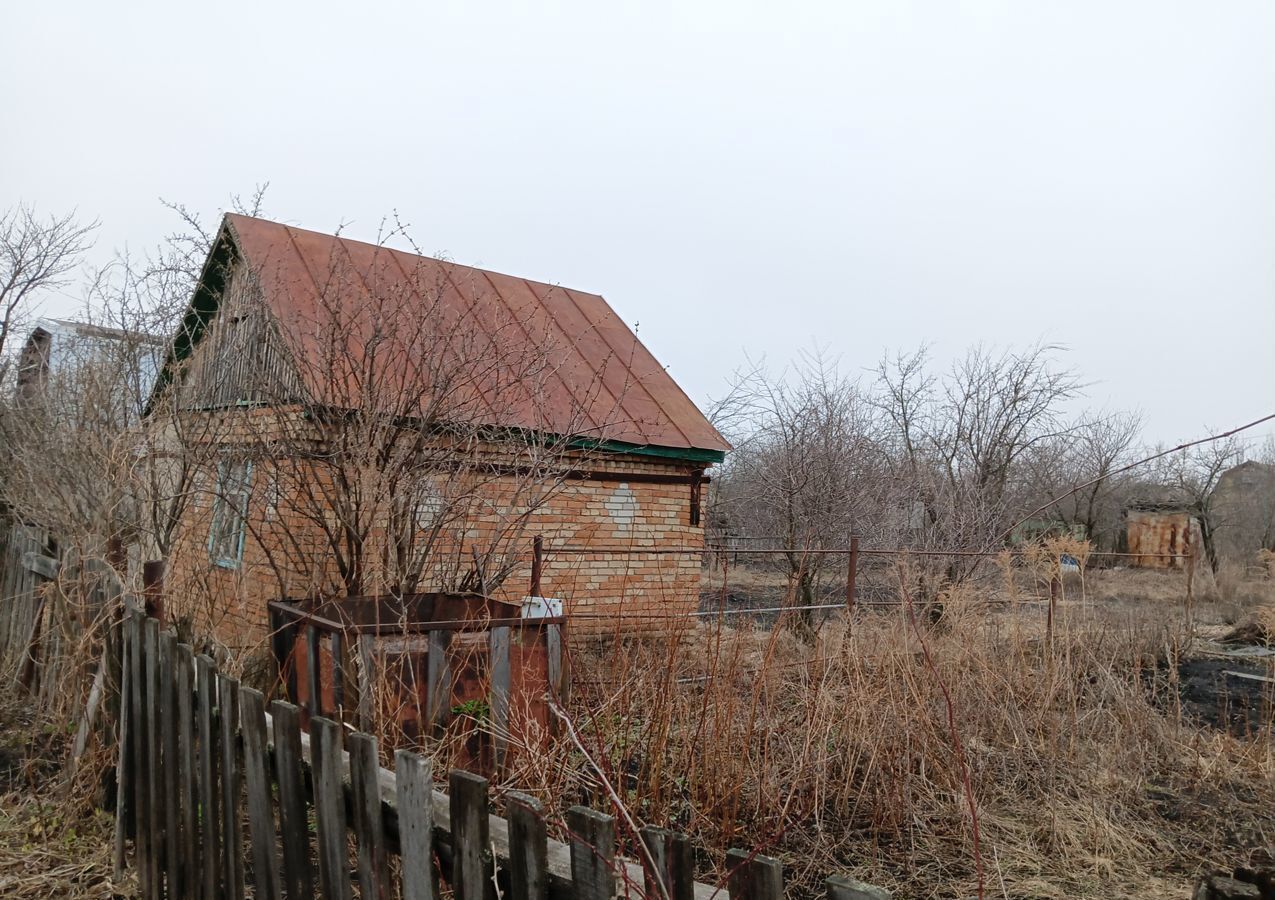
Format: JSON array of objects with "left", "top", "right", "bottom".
[
  {"left": 506, "top": 792, "right": 548, "bottom": 900},
  {"left": 394, "top": 749, "right": 434, "bottom": 900},
  {"left": 826, "top": 874, "right": 893, "bottom": 900},
  {"left": 489, "top": 626, "right": 511, "bottom": 772},
  {"left": 426, "top": 629, "right": 451, "bottom": 730},
  {"left": 567, "top": 807, "right": 616, "bottom": 900},
  {"left": 725, "top": 849, "right": 783, "bottom": 900},
  {"left": 270, "top": 700, "right": 313, "bottom": 900},
  {"left": 19, "top": 551, "right": 58, "bottom": 579},
  {"left": 176, "top": 644, "right": 198, "bottom": 898},
  {"left": 1224, "top": 669, "right": 1275, "bottom": 685},
  {"left": 449, "top": 770, "right": 493, "bottom": 900},
  {"left": 331, "top": 630, "right": 345, "bottom": 717},
  {"left": 241, "top": 688, "right": 282, "bottom": 900},
  {"left": 639, "top": 826, "right": 693, "bottom": 900},
  {"left": 306, "top": 625, "right": 321, "bottom": 720},
  {"left": 160, "top": 631, "right": 181, "bottom": 895},
  {"left": 111, "top": 614, "right": 134, "bottom": 877},
  {"left": 196, "top": 655, "right": 222, "bottom": 900},
  {"left": 143, "top": 617, "right": 161, "bottom": 896},
  {"left": 218, "top": 673, "right": 245, "bottom": 900},
  {"left": 357, "top": 634, "right": 375, "bottom": 732},
  {"left": 349, "top": 732, "right": 388, "bottom": 900},
  {"left": 546, "top": 624, "right": 563, "bottom": 699},
  {"left": 310, "top": 716, "right": 351, "bottom": 900},
  {"left": 128, "top": 612, "right": 147, "bottom": 888}
]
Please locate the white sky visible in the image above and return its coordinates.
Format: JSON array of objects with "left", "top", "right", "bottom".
[{"left": 4, "top": 0, "right": 1273, "bottom": 447}]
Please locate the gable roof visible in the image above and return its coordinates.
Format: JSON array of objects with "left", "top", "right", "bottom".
[{"left": 162, "top": 214, "right": 729, "bottom": 462}]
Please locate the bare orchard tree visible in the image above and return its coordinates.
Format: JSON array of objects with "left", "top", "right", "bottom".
[
  {"left": 1017, "top": 410, "right": 1144, "bottom": 548},
  {"left": 874, "top": 343, "right": 1085, "bottom": 543},
  {"left": 712, "top": 354, "right": 890, "bottom": 631},
  {"left": 0, "top": 205, "right": 97, "bottom": 381}
]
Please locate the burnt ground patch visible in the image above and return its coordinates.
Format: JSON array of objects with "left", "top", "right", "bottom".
[{"left": 1178, "top": 656, "right": 1275, "bottom": 734}]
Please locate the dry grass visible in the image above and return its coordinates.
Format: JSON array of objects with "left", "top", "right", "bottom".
[
  {"left": 0, "top": 695, "right": 131, "bottom": 899},
  {"left": 489, "top": 563, "right": 1275, "bottom": 899}
]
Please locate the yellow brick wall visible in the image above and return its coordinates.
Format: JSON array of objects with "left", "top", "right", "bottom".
[{"left": 165, "top": 431, "right": 709, "bottom": 656}]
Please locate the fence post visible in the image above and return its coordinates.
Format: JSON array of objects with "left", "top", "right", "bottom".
[
  {"left": 311, "top": 716, "right": 351, "bottom": 900},
  {"left": 395, "top": 750, "right": 435, "bottom": 900},
  {"left": 567, "top": 806, "right": 616, "bottom": 900},
  {"left": 160, "top": 631, "right": 180, "bottom": 895},
  {"left": 725, "top": 849, "right": 784, "bottom": 900},
  {"left": 305, "top": 624, "right": 321, "bottom": 721},
  {"left": 196, "top": 654, "right": 222, "bottom": 900},
  {"left": 507, "top": 793, "right": 548, "bottom": 900},
  {"left": 640, "top": 825, "right": 694, "bottom": 900},
  {"left": 1185, "top": 547, "right": 1196, "bottom": 635},
  {"left": 350, "top": 732, "right": 389, "bottom": 900},
  {"left": 271, "top": 700, "right": 314, "bottom": 900},
  {"left": 846, "top": 534, "right": 860, "bottom": 618},
  {"left": 175, "top": 644, "right": 197, "bottom": 899},
  {"left": 142, "top": 560, "right": 165, "bottom": 625},
  {"left": 450, "top": 770, "right": 494, "bottom": 900},
  {"left": 143, "top": 617, "right": 161, "bottom": 896},
  {"left": 112, "top": 611, "right": 137, "bottom": 878},
  {"left": 218, "top": 673, "right": 245, "bottom": 900},
  {"left": 240, "top": 688, "right": 281, "bottom": 900}
]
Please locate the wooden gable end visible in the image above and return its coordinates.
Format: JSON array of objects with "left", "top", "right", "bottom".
[{"left": 179, "top": 260, "right": 304, "bottom": 409}]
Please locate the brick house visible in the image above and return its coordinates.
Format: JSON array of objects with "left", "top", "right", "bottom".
[{"left": 152, "top": 215, "right": 728, "bottom": 655}]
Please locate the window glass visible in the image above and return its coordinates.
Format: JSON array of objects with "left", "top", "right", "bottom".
[{"left": 209, "top": 459, "right": 252, "bottom": 567}]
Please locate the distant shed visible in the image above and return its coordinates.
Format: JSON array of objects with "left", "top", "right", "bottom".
[{"left": 1124, "top": 502, "right": 1203, "bottom": 569}]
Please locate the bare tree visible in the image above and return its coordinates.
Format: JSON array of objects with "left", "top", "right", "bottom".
[
  {"left": 712, "top": 353, "right": 890, "bottom": 631},
  {"left": 0, "top": 205, "right": 97, "bottom": 380},
  {"left": 1019, "top": 410, "right": 1144, "bottom": 548}
]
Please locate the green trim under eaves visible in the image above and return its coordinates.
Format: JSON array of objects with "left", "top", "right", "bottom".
[{"left": 570, "top": 437, "right": 726, "bottom": 464}]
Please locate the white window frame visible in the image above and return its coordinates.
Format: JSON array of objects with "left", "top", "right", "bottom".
[{"left": 209, "top": 458, "right": 253, "bottom": 568}]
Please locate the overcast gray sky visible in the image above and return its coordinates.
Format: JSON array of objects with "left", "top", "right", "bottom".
[{"left": 4, "top": 1, "right": 1273, "bottom": 447}]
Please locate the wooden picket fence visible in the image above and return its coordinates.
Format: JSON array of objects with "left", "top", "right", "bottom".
[{"left": 116, "top": 608, "right": 886, "bottom": 900}]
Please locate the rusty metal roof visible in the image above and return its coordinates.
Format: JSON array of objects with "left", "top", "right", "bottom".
[{"left": 220, "top": 214, "right": 729, "bottom": 460}]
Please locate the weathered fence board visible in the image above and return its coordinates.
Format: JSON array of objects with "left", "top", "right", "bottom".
[
  {"left": 426, "top": 628, "right": 451, "bottom": 730},
  {"left": 396, "top": 749, "right": 435, "bottom": 900},
  {"left": 241, "top": 687, "right": 282, "bottom": 900},
  {"left": 726, "top": 850, "right": 784, "bottom": 900},
  {"left": 142, "top": 618, "right": 161, "bottom": 896},
  {"left": 311, "top": 715, "right": 352, "bottom": 900},
  {"left": 218, "top": 673, "right": 245, "bottom": 900},
  {"left": 271, "top": 699, "right": 313, "bottom": 900},
  {"left": 160, "top": 631, "right": 180, "bottom": 895},
  {"left": 567, "top": 807, "right": 617, "bottom": 900},
  {"left": 508, "top": 792, "right": 549, "bottom": 900},
  {"left": 350, "top": 732, "right": 389, "bottom": 900},
  {"left": 450, "top": 770, "right": 493, "bottom": 900},
  {"left": 113, "top": 611, "right": 813, "bottom": 900},
  {"left": 195, "top": 654, "right": 221, "bottom": 900},
  {"left": 175, "top": 643, "right": 197, "bottom": 899},
  {"left": 641, "top": 826, "right": 694, "bottom": 900}
]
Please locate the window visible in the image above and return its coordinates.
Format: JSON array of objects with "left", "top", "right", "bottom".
[{"left": 209, "top": 459, "right": 253, "bottom": 568}]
